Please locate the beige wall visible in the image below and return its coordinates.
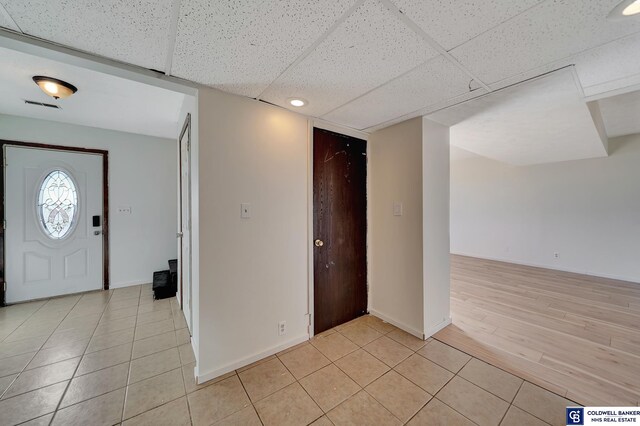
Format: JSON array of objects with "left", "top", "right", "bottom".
[
  {"left": 369, "top": 117, "right": 425, "bottom": 336},
  {"left": 369, "top": 117, "right": 451, "bottom": 338},
  {"left": 193, "top": 87, "right": 451, "bottom": 381},
  {"left": 196, "top": 88, "right": 310, "bottom": 381}
]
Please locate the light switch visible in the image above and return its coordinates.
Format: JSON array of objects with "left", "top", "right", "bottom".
[
  {"left": 241, "top": 203, "right": 251, "bottom": 219},
  {"left": 393, "top": 202, "right": 403, "bottom": 216}
]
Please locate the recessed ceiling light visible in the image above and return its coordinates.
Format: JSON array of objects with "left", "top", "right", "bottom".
[
  {"left": 33, "top": 76, "right": 78, "bottom": 100},
  {"left": 288, "top": 98, "right": 307, "bottom": 107},
  {"left": 608, "top": 0, "right": 640, "bottom": 19}
]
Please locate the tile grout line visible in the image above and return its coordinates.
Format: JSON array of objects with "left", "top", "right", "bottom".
[
  {"left": 233, "top": 369, "right": 264, "bottom": 426},
  {"left": 41, "top": 292, "right": 108, "bottom": 426},
  {"left": 49, "top": 292, "right": 115, "bottom": 425},
  {"left": 121, "top": 286, "right": 143, "bottom": 423},
  {"left": 274, "top": 348, "right": 328, "bottom": 423}
]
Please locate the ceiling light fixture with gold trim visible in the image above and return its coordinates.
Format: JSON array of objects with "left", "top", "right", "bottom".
[
  {"left": 608, "top": 0, "right": 640, "bottom": 20},
  {"left": 32, "top": 76, "right": 78, "bottom": 100}
]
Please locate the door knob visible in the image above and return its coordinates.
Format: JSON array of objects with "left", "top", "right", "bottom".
[{"left": 314, "top": 239, "right": 324, "bottom": 247}]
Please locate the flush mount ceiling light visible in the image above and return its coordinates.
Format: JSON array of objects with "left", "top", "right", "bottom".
[
  {"left": 288, "top": 98, "right": 307, "bottom": 107},
  {"left": 608, "top": 0, "right": 640, "bottom": 20},
  {"left": 32, "top": 76, "right": 78, "bottom": 100}
]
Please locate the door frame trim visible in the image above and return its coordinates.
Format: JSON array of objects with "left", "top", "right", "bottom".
[
  {"left": 0, "top": 140, "right": 110, "bottom": 306},
  {"left": 178, "top": 113, "right": 191, "bottom": 312}
]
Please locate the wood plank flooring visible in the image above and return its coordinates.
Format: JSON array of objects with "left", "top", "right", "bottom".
[{"left": 436, "top": 255, "right": 640, "bottom": 407}]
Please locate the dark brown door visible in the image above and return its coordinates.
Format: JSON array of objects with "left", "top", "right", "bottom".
[{"left": 313, "top": 128, "right": 367, "bottom": 334}]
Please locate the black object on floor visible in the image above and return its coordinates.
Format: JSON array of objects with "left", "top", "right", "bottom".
[
  {"left": 152, "top": 259, "right": 179, "bottom": 300},
  {"left": 168, "top": 259, "right": 178, "bottom": 291},
  {"left": 153, "top": 270, "right": 175, "bottom": 300}
]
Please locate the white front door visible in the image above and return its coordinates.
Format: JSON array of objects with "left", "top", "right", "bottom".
[
  {"left": 5, "top": 146, "right": 103, "bottom": 303},
  {"left": 179, "top": 117, "right": 192, "bottom": 331}
]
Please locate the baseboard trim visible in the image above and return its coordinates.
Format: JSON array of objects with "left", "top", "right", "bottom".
[
  {"left": 368, "top": 309, "right": 424, "bottom": 339},
  {"left": 424, "top": 317, "right": 452, "bottom": 338},
  {"left": 451, "top": 251, "right": 640, "bottom": 284},
  {"left": 196, "top": 334, "right": 309, "bottom": 385},
  {"left": 109, "top": 280, "right": 150, "bottom": 289}
]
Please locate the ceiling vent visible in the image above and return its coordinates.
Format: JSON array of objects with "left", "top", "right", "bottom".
[{"left": 24, "top": 100, "right": 61, "bottom": 109}]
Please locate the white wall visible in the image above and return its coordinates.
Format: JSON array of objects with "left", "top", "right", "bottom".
[
  {"left": 0, "top": 113, "right": 178, "bottom": 288},
  {"left": 422, "top": 118, "right": 451, "bottom": 336},
  {"left": 196, "top": 88, "right": 310, "bottom": 381},
  {"left": 369, "top": 117, "right": 424, "bottom": 336},
  {"left": 450, "top": 133, "right": 640, "bottom": 283}
]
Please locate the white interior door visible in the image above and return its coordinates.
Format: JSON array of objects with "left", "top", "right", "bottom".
[
  {"left": 5, "top": 146, "right": 103, "bottom": 303},
  {"left": 179, "top": 117, "right": 192, "bottom": 331}
]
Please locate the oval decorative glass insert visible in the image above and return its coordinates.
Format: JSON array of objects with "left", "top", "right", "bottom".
[{"left": 38, "top": 170, "right": 78, "bottom": 239}]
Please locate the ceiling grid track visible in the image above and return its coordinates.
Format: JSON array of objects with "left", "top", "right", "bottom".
[
  {"left": 0, "top": 3, "right": 22, "bottom": 34},
  {"left": 377, "top": 0, "right": 491, "bottom": 93},
  {"left": 255, "top": 0, "right": 367, "bottom": 101},
  {"left": 319, "top": 58, "right": 431, "bottom": 119},
  {"left": 164, "top": 0, "right": 182, "bottom": 76},
  {"left": 444, "top": 0, "right": 549, "bottom": 52},
  {"left": 366, "top": 64, "right": 578, "bottom": 132}
]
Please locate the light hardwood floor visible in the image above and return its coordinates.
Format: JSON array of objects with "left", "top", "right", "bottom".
[{"left": 436, "top": 255, "right": 640, "bottom": 407}]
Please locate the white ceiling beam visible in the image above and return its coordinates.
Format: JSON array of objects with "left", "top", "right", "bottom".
[
  {"left": 255, "top": 0, "right": 367, "bottom": 101},
  {"left": 377, "top": 0, "right": 491, "bottom": 92},
  {"left": 0, "top": 29, "right": 198, "bottom": 96}
]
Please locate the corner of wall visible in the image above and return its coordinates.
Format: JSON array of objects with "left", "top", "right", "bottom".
[
  {"left": 422, "top": 117, "right": 451, "bottom": 338},
  {"left": 587, "top": 101, "right": 609, "bottom": 155}
]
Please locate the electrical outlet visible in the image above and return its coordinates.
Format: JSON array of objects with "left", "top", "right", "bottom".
[
  {"left": 278, "top": 321, "right": 286, "bottom": 336},
  {"left": 554, "top": 252, "right": 560, "bottom": 258}
]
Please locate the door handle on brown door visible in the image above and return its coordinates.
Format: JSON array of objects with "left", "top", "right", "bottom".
[{"left": 314, "top": 239, "right": 324, "bottom": 247}]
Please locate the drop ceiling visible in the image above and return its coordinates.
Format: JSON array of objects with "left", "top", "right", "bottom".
[{"left": 0, "top": 0, "right": 639, "bottom": 145}]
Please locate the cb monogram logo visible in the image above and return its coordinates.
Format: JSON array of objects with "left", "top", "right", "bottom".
[{"left": 566, "top": 407, "right": 584, "bottom": 425}]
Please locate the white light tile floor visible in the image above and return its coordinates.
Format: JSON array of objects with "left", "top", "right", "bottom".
[{"left": 0, "top": 285, "right": 578, "bottom": 425}]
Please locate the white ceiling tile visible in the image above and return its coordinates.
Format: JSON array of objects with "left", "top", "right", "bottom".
[
  {"left": 260, "top": 0, "right": 438, "bottom": 117},
  {"left": 1, "top": 0, "right": 172, "bottom": 71},
  {"left": 323, "top": 55, "right": 472, "bottom": 130},
  {"left": 484, "top": 32, "right": 640, "bottom": 97},
  {"left": 171, "top": 0, "right": 358, "bottom": 98},
  {"left": 363, "top": 88, "right": 488, "bottom": 133},
  {"left": 571, "top": 32, "right": 640, "bottom": 90},
  {"left": 0, "top": 4, "right": 20, "bottom": 32},
  {"left": 390, "top": 0, "right": 544, "bottom": 50},
  {"left": 428, "top": 68, "right": 608, "bottom": 165},
  {"left": 598, "top": 90, "right": 640, "bottom": 138},
  {"left": 450, "top": 0, "right": 640, "bottom": 85}
]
